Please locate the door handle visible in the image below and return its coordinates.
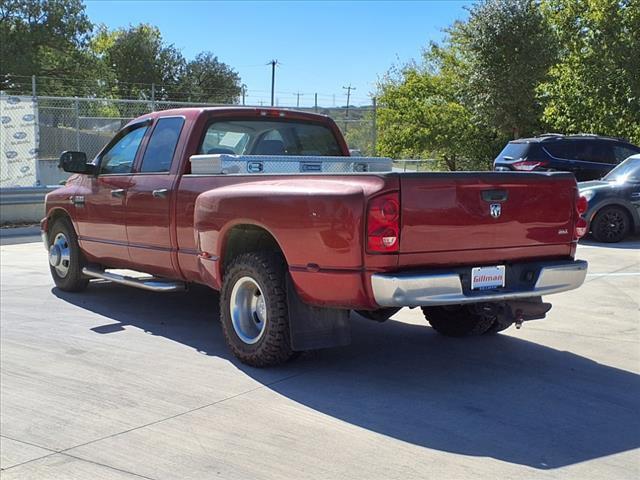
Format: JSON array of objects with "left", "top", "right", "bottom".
[
  {"left": 152, "top": 188, "right": 169, "bottom": 199},
  {"left": 71, "top": 195, "right": 85, "bottom": 205},
  {"left": 111, "top": 189, "right": 125, "bottom": 198}
]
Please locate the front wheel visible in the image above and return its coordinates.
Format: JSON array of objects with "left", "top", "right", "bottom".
[
  {"left": 48, "top": 217, "right": 89, "bottom": 292},
  {"left": 219, "top": 252, "right": 295, "bottom": 367},
  {"left": 421, "top": 305, "right": 496, "bottom": 337},
  {"left": 591, "top": 206, "right": 630, "bottom": 243}
]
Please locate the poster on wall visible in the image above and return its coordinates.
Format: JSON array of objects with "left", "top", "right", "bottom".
[{"left": 0, "top": 94, "right": 39, "bottom": 187}]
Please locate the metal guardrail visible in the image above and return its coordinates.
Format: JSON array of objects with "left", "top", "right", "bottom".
[
  {"left": 0, "top": 187, "right": 57, "bottom": 205},
  {"left": 0, "top": 187, "right": 58, "bottom": 224}
]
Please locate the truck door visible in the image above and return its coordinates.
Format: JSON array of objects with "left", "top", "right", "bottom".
[
  {"left": 125, "top": 116, "right": 185, "bottom": 278},
  {"left": 75, "top": 123, "right": 149, "bottom": 266}
]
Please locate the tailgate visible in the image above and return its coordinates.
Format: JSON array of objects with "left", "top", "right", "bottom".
[{"left": 400, "top": 172, "right": 576, "bottom": 254}]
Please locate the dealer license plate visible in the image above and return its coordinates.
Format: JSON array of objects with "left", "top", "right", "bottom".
[{"left": 471, "top": 265, "right": 506, "bottom": 290}]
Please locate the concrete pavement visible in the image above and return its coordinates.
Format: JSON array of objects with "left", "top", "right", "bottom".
[{"left": 1, "top": 239, "right": 639, "bottom": 479}]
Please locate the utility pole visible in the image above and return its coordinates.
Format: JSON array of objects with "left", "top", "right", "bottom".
[
  {"left": 268, "top": 59, "right": 278, "bottom": 106},
  {"left": 314, "top": 93, "right": 318, "bottom": 112},
  {"left": 342, "top": 84, "right": 355, "bottom": 133},
  {"left": 295, "top": 91, "right": 303, "bottom": 108}
]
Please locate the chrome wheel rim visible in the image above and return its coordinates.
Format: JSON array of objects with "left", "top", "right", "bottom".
[
  {"left": 229, "top": 276, "right": 267, "bottom": 344},
  {"left": 49, "top": 232, "right": 71, "bottom": 278}
]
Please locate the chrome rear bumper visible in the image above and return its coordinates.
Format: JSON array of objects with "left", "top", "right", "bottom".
[{"left": 371, "top": 260, "right": 588, "bottom": 307}]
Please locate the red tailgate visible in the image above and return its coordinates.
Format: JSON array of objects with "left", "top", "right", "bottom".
[{"left": 399, "top": 173, "right": 576, "bottom": 254}]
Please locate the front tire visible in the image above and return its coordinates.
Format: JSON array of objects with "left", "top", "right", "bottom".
[
  {"left": 591, "top": 206, "right": 630, "bottom": 243},
  {"left": 421, "top": 305, "right": 495, "bottom": 337},
  {"left": 220, "top": 252, "right": 295, "bottom": 367},
  {"left": 48, "top": 217, "right": 89, "bottom": 292}
]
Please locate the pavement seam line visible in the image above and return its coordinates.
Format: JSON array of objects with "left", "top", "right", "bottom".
[
  {"left": 0, "top": 452, "right": 59, "bottom": 472},
  {"left": 60, "top": 452, "right": 159, "bottom": 480},
  {"left": 0, "top": 435, "right": 62, "bottom": 472},
  {"left": 57, "top": 370, "right": 308, "bottom": 456},
  {"left": 0, "top": 434, "right": 58, "bottom": 454}
]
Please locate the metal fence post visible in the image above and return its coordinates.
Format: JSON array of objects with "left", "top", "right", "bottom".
[
  {"left": 151, "top": 83, "right": 156, "bottom": 111},
  {"left": 74, "top": 97, "right": 80, "bottom": 151},
  {"left": 31, "top": 75, "right": 36, "bottom": 98}
]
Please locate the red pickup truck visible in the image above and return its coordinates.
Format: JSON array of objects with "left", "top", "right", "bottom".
[{"left": 43, "top": 107, "right": 588, "bottom": 366}]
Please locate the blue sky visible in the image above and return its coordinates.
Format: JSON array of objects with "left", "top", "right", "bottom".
[{"left": 85, "top": 0, "right": 472, "bottom": 106}]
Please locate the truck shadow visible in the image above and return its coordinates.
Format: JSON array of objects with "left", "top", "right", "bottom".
[{"left": 53, "top": 283, "right": 640, "bottom": 470}]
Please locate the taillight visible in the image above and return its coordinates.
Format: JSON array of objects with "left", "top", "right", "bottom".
[
  {"left": 575, "top": 217, "right": 588, "bottom": 238},
  {"left": 259, "top": 110, "right": 286, "bottom": 117},
  {"left": 576, "top": 195, "right": 588, "bottom": 215},
  {"left": 367, "top": 192, "right": 400, "bottom": 253},
  {"left": 512, "top": 160, "right": 548, "bottom": 171},
  {"left": 575, "top": 195, "right": 589, "bottom": 238}
]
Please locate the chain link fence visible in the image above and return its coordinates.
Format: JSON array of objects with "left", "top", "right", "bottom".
[{"left": 1, "top": 93, "right": 377, "bottom": 188}]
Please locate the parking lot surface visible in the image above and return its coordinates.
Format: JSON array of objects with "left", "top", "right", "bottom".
[{"left": 1, "top": 238, "right": 639, "bottom": 479}]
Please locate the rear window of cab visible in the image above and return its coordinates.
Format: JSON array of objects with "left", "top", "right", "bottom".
[{"left": 199, "top": 119, "right": 342, "bottom": 156}]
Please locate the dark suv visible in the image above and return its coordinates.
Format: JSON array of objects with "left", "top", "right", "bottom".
[{"left": 493, "top": 134, "right": 640, "bottom": 181}]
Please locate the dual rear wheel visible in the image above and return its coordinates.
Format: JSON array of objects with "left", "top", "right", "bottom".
[{"left": 219, "top": 252, "right": 295, "bottom": 367}]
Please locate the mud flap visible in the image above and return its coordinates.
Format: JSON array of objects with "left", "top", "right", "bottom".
[{"left": 286, "top": 275, "right": 351, "bottom": 351}]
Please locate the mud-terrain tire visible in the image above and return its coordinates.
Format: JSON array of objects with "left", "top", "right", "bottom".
[
  {"left": 591, "top": 206, "right": 630, "bottom": 243},
  {"left": 220, "top": 252, "right": 295, "bottom": 367},
  {"left": 421, "top": 305, "right": 495, "bottom": 337},
  {"left": 355, "top": 308, "right": 401, "bottom": 322},
  {"left": 48, "top": 216, "right": 89, "bottom": 292}
]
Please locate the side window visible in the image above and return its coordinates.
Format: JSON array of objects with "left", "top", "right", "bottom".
[
  {"left": 591, "top": 142, "right": 615, "bottom": 163},
  {"left": 140, "top": 117, "right": 185, "bottom": 173},
  {"left": 585, "top": 141, "right": 615, "bottom": 164},
  {"left": 613, "top": 145, "right": 640, "bottom": 163},
  {"left": 100, "top": 126, "right": 148, "bottom": 174},
  {"left": 544, "top": 142, "right": 572, "bottom": 159}
]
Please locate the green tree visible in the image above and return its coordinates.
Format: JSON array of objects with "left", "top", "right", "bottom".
[
  {"left": 0, "top": 0, "right": 98, "bottom": 95},
  {"left": 376, "top": 63, "right": 497, "bottom": 171},
  {"left": 177, "top": 52, "right": 242, "bottom": 104},
  {"left": 538, "top": 0, "right": 640, "bottom": 144},
  {"left": 457, "top": 0, "right": 558, "bottom": 139},
  {"left": 342, "top": 107, "right": 376, "bottom": 156},
  {"left": 91, "top": 24, "right": 185, "bottom": 100}
]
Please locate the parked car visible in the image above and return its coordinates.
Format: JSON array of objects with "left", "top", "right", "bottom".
[
  {"left": 579, "top": 155, "right": 640, "bottom": 242},
  {"left": 494, "top": 134, "right": 640, "bottom": 181},
  {"left": 43, "top": 107, "right": 588, "bottom": 367}
]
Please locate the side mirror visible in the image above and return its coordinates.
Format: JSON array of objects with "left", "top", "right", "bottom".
[{"left": 59, "top": 151, "right": 95, "bottom": 174}]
